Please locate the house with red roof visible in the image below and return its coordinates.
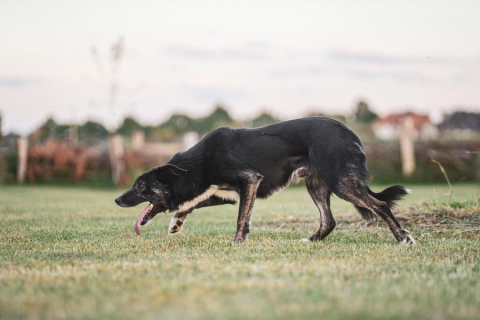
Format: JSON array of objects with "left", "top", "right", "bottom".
[{"left": 372, "top": 112, "right": 438, "bottom": 141}]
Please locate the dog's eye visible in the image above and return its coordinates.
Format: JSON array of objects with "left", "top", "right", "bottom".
[{"left": 136, "top": 183, "right": 146, "bottom": 193}]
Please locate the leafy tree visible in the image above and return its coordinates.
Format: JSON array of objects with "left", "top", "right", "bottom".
[
  {"left": 160, "top": 114, "right": 197, "bottom": 134},
  {"left": 147, "top": 114, "right": 198, "bottom": 141},
  {"left": 354, "top": 101, "right": 377, "bottom": 123},
  {"left": 0, "top": 132, "right": 19, "bottom": 148},
  {"left": 78, "top": 121, "right": 109, "bottom": 145},
  {"left": 116, "top": 117, "right": 143, "bottom": 136},
  {"left": 30, "top": 118, "right": 70, "bottom": 142},
  {"left": 198, "top": 105, "right": 235, "bottom": 133},
  {"left": 307, "top": 112, "right": 346, "bottom": 123},
  {"left": 251, "top": 112, "right": 280, "bottom": 127},
  {"left": 142, "top": 125, "right": 155, "bottom": 140},
  {"left": 0, "top": 132, "right": 19, "bottom": 183}
]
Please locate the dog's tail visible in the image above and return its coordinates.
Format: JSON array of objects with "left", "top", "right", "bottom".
[{"left": 354, "top": 185, "right": 411, "bottom": 221}]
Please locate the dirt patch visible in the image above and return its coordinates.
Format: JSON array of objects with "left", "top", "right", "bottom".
[
  {"left": 253, "top": 205, "right": 480, "bottom": 233},
  {"left": 397, "top": 204, "right": 479, "bottom": 231}
]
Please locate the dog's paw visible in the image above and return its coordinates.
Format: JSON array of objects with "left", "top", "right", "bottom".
[
  {"left": 400, "top": 229, "right": 416, "bottom": 245},
  {"left": 299, "top": 238, "right": 311, "bottom": 242},
  {"left": 233, "top": 237, "right": 246, "bottom": 243},
  {"left": 168, "top": 217, "right": 185, "bottom": 234},
  {"left": 168, "top": 225, "right": 183, "bottom": 234}
]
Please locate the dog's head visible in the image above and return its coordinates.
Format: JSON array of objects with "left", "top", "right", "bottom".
[{"left": 115, "top": 164, "right": 187, "bottom": 235}]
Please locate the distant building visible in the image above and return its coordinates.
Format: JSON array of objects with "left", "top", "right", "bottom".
[
  {"left": 372, "top": 112, "right": 438, "bottom": 141},
  {"left": 439, "top": 112, "right": 480, "bottom": 139}
]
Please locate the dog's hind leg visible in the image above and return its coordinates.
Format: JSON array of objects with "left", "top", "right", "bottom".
[
  {"left": 304, "top": 175, "right": 336, "bottom": 241},
  {"left": 336, "top": 179, "right": 415, "bottom": 244},
  {"left": 234, "top": 172, "right": 263, "bottom": 243},
  {"left": 354, "top": 205, "right": 376, "bottom": 223}
]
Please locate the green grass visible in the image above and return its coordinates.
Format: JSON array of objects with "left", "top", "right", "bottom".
[{"left": 0, "top": 183, "right": 479, "bottom": 320}]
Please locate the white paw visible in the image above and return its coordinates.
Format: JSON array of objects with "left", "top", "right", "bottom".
[
  {"left": 400, "top": 230, "right": 416, "bottom": 245},
  {"left": 168, "top": 217, "right": 185, "bottom": 234},
  {"left": 168, "top": 226, "right": 183, "bottom": 234},
  {"left": 300, "top": 238, "right": 311, "bottom": 242}
]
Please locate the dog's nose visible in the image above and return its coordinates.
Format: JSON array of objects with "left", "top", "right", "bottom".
[{"left": 115, "top": 197, "right": 121, "bottom": 205}]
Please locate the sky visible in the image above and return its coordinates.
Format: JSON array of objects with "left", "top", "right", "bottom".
[{"left": 1, "top": 0, "right": 480, "bottom": 135}]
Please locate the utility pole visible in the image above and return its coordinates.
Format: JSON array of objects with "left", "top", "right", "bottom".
[
  {"left": 109, "top": 37, "right": 124, "bottom": 131},
  {"left": 90, "top": 37, "right": 126, "bottom": 186},
  {"left": 0, "top": 112, "right": 3, "bottom": 142},
  {"left": 90, "top": 36, "right": 125, "bottom": 131}
]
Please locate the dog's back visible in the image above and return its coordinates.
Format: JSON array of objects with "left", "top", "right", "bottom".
[{"left": 192, "top": 117, "right": 367, "bottom": 197}]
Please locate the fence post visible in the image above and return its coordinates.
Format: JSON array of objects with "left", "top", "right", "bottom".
[
  {"left": 183, "top": 132, "right": 199, "bottom": 150},
  {"left": 109, "top": 134, "right": 125, "bottom": 186},
  {"left": 69, "top": 124, "right": 78, "bottom": 145},
  {"left": 131, "top": 130, "right": 145, "bottom": 150},
  {"left": 400, "top": 117, "right": 415, "bottom": 176},
  {"left": 17, "top": 137, "right": 28, "bottom": 184}
]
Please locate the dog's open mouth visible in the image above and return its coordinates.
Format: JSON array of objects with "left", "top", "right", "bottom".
[{"left": 134, "top": 203, "right": 154, "bottom": 236}]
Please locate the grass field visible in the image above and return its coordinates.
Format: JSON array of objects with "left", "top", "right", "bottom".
[{"left": 0, "top": 183, "right": 479, "bottom": 320}]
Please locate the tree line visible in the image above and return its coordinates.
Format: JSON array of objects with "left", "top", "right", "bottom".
[{"left": 22, "top": 101, "right": 379, "bottom": 145}]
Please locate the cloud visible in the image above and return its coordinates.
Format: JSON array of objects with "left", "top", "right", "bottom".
[
  {"left": 267, "top": 63, "right": 437, "bottom": 83},
  {"left": 328, "top": 48, "right": 473, "bottom": 83},
  {"left": 268, "top": 61, "right": 441, "bottom": 83},
  {"left": 0, "top": 77, "right": 42, "bottom": 88},
  {"left": 329, "top": 48, "right": 480, "bottom": 85},
  {"left": 163, "top": 42, "right": 270, "bottom": 61},
  {"left": 181, "top": 78, "right": 247, "bottom": 101},
  {"left": 268, "top": 66, "right": 328, "bottom": 78},
  {"left": 331, "top": 49, "right": 480, "bottom": 67},
  {"left": 343, "top": 68, "right": 439, "bottom": 83},
  {"left": 331, "top": 49, "right": 447, "bottom": 65}
]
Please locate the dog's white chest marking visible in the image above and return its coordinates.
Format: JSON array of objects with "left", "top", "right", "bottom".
[
  {"left": 166, "top": 185, "right": 239, "bottom": 215},
  {"left": 213, "top": 189, "right": 240, "bottom": 202}
]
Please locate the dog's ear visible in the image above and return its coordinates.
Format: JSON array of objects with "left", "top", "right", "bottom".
[{"left": 155, "top": 164, "right": 187, "bottom": 182}]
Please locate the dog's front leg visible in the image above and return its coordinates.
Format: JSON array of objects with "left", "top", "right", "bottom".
[
  {"left": 168, "top": 197, "right": 237, "bottom": 235},
  {"left": 168, "top": 209, "right": 192, "bottom": 234},
  {"left": 234, "top": 172, "right": 263, "bottom": 243}
]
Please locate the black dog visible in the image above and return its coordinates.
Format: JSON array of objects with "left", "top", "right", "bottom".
[{"left": 115, "top": 117, "right": 415, "bottom": 244}]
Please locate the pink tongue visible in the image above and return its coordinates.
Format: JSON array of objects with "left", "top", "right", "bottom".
[{"left": 134, "top": 203, "right": 153, "bottom": 236}]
